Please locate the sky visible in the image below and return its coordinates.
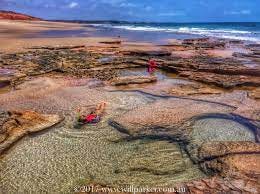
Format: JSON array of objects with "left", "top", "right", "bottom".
[{"left": 0, "top": 0, "right": 259, "bottom": 22}]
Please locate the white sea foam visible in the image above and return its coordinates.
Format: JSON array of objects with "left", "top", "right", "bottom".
[{"left": 90, "top": 23, "right": 260, "bottom": 42}]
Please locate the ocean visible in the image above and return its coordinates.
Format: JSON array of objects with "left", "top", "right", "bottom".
[
  {"left": 33, "top": 21, "right": 260, "bottom": 44},
  {"left": 88, "top": 22, "right": 260, "bottom": 43}
]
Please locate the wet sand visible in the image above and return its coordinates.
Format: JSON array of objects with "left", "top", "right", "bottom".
[
  {"left": 0, "top": 20, "right": 200, "bottom": 53},
  {"left": 0, "top": 20, "right": 123, "bottom": 53}
]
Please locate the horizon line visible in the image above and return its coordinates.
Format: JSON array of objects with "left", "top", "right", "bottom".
[{"left": 51, "top": 19, "right": 260, "bottom": 24}]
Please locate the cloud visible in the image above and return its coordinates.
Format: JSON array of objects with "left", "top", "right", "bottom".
[
  {"left": 67, "top": 2, "right": 78, "bottom": 9},
  {"left": 158, "top": 12, "right": 185, "bottom": 16},
  {"left": 241, "top": 10, "right": 251, "bottom": 15},
  {"left": 145, "top": 6, "right": 152, "bottom": 11},
  {"left": 119, "top": 2, "right": 137, "bottom": 8},
  {"left": 199, "top": 1, "right": 207, "bottom": 6},
  {"left": 225, "top": 10, "right": 251, "bottom": 15},
  {"left": 44, "top": 3, "right": 57, "bottom": 9},
  {"left": 0, "top": 0, "right": 16, "bottom": 6},
  {"left": 99, "top": 0, "right": 126, "bottom": 7}
]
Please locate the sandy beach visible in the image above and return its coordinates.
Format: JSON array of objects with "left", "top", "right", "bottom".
[
  {"left": 0, "top": 19, "right": 260, "bottom": 193},
  {"left": 0, "top": 20, "right": 118, "bottom": 52}
]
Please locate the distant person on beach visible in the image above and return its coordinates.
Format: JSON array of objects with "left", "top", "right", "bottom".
[
  {"left": 77, "top": 102, "right": 107, "bottom": 124},
  {"left": 148, "top": 59, "right": 157, "bottom": 74}
]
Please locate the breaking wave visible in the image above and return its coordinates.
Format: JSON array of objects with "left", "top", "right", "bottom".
[{"left": 89, "top": 23, "right": 260, "bottom": 42}]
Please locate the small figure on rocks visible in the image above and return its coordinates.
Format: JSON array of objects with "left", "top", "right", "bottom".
[
  {"left": 147, "top": 59, "right": 157, "bottom": 74},
  {"left": 76, "top": 102, "right": 107, "bottom": 125}
]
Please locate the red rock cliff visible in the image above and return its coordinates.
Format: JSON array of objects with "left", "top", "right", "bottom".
[{"left": 0, "top": 10, "right": 41, "bottom": 20}]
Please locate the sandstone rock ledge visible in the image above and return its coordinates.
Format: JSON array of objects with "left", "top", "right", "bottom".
[
  {"left": 109, "top": 98, "right": 259, "bottom": 193},
  {"left": 0, "top": 77, "right": 11, "bottom": 88},
  {"left": 110, "top": 75, "right": 157, "bottom": 86},
  {"left": 0, "top": 110, "right": 63, "bottom": 154},
  {"left": 182, "top": 141, "right": 260, "bottom": 194}
]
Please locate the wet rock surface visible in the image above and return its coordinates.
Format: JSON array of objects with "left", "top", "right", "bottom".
[
  {"left": 0, "top": 78, "right": 11, "bottom": 88},
  {"left": 109, "top": 98, "right": 234, "bottom": 136},
  {"left": 179, "top": 71, "right": 260, "bottom": 88},
  {"left": 182, "top": 141, "right": 260, "bottom": 194},
  {"left": 0, "top": 110, "right": 62, "bottom": 154},
  {"left": 234, "top": 45, "right": 260, "bottom": 64},
  {"left": 185, "top": 114, "right": 258, "bottom": 161},
  {"left": 249, "top": 88, "right": 260, "bottom": 100},
  {"left": 100, "top": 40, "right": 122, "bottom": 44},
  {"left": 121, "top": 50, "right": 172, "bottom": 56},
  {"left": 109, "top": 89, "right": 259, "bottom": 193},
  {"left": 200, "top": 144, "right": 260, "bottom": 177},
  {"left": 198, "top": 141, "right": 260, "bottom": 161},
  {"left": 183, "top": 175, "right": 259, "bottom": 194},
  {"left": 182, "top": 38, "right": 226, "bottom": 49},
  {"left": 0, "top": 37, "right": 259, "bottom": 89},
  {"left": 169, "top": 83, "right": 221, "bottom": 96},
  {"left": 28, "top": 45, "right": 86, "bottom": 50},
  {"left": 110, "top": 75, "right": 157, "bottom": 86},
  {"left": 0, "top": 50, "right": 120, "bottom": 82}
]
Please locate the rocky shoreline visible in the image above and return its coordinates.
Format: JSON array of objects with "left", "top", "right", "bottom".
[
  {"left": 0, "top": 36, "right": 259, "bottom": 193},
  {"left": 1, "top": 38, "right": 260, "bottom": 91}
]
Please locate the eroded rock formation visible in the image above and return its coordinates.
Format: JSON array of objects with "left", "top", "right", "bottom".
[
  {"left": 0, "top": 10, "right": 41, "bottom": 20},
  {"left": 0, "top": 38, "right": 259, "bottom": 89},
  {"left": 109, "top": 91, "right": 259, "bottom": 193},
  {"left": 182, "top": 141, "right": 260, "bottom": 193},
  {"left": 0, "top": 110, "right": 62, "bottom": 154},
  {"left": 110, "top": 75, "right": 157, "bottom": 86}
]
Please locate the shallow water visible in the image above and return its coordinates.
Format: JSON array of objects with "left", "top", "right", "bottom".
[
  {"left": 113, "top": 68, "right": 192, "bottom": 94},
  {"left": 0, "top": 74, "right": 257, "bottom": 193},
  {"left": 118, "top": 68, "right": 179, "bottom": 80},
  {"left": 191, "top": 117, "right": 256, "bottom": 143},
  {"left": 0, "top": 68, "right": 15, "bottom": 76},
  {"left": 185, "top": 113, "right": 258, "bottom": 162},
  {"left": 0, "top": 85, "right": 205, "bottom": 193}
]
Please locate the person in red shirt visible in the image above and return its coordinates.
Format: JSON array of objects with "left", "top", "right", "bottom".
[
  {"left": 148, "top": 59, "right": 157, "bottom": 74},
  {"left": 77, "top": 102, "right": 106, "bottom": 124},
  {"left": 85, "top": 112, "right": 99, "bottom": 123}
]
